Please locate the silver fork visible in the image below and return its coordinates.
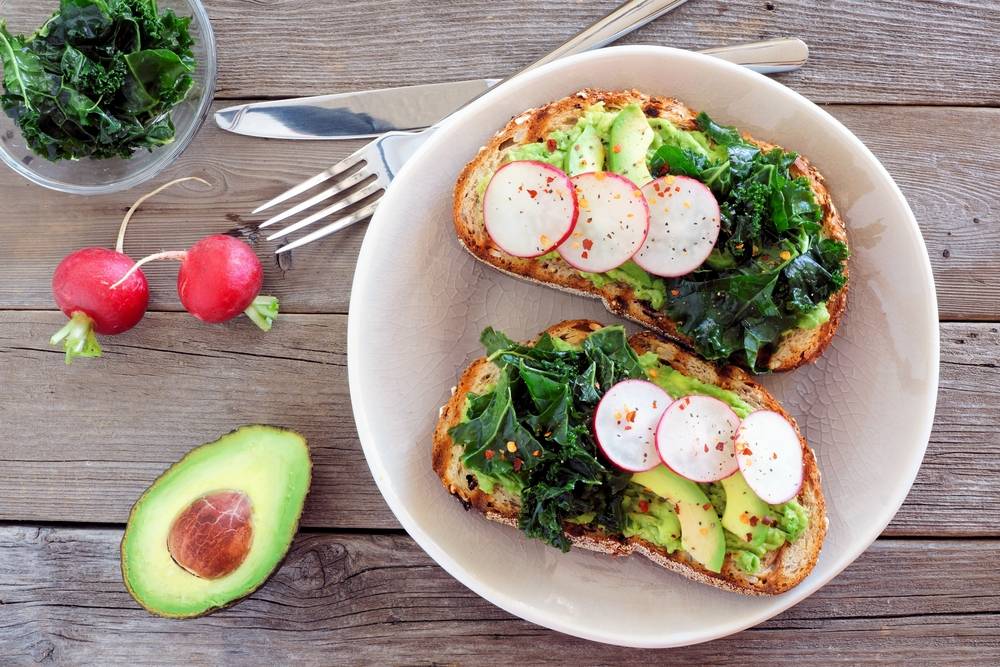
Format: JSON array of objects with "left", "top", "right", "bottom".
[{"left": 255, "top": 31, "right": 808, "bottom": 252}]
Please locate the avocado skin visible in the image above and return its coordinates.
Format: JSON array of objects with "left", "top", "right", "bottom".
[{"left": 120, "top": 425, "right": 312, "bottom": 619}]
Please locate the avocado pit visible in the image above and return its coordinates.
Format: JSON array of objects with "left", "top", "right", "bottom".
[{"left": 167, "top": 490, "right": 253, "bottom": 579}]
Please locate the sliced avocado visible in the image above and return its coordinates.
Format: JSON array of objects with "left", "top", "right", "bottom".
[
  {"left": 632, "top": 466, "right": 726, "bottom": 572},
  {"left": 121, "top": 425, "right": 311, "bottom": 618},
  {"left": 608, "top": 104, "right": 654, "bottom": 186},
  {"left": 565, "top": 124, "right": 605, "bottom": 175},
  {"left": 720, "top": 471, "right": 771, "bottom": 548}
]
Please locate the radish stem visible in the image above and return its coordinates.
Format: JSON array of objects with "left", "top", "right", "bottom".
[
  {"left": 49, "top": 311, "right": 101, "bottom": 364},
  {"left": 115, "top": 177, "right": 211, "bottom": 254},
  {"left": 111, "top": 251, "right": 188, "bottom": 289},
  {"left": 243, "top": 295, "right": 280, "bottom": 331}
]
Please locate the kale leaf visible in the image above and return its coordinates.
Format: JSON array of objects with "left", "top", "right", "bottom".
[
  {"left": 648, "top": 112, "right": 849, "bottom": 371},
  {"left": 448, "top": 326, "right": 638, "bottom": 551},
  {"left": 0, "top": 0, "right": 195, "bottom": 161}
]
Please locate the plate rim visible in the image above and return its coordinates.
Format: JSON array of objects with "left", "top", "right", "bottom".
[{"left": 347, "top": 44, "right": 940, "bottom": 648}]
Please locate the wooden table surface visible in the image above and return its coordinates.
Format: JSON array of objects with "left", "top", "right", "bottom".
[{"left": 1, "top": 1, "right": 999, "bottom": 664}]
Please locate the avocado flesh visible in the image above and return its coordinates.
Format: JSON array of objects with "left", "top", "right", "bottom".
[
  {"left": 608, "top": 104, "right": 654, "bottom": 186},
  {"left": 566, "top": 124, "right": 605, "bottom": 176},
  {"left": 720, "top": 471, "right": 771, "bottom": 546},
  {"left": 121, "top": 425, "right": 311, "bottom": 618},
  {"left": 631, "top": 466, "right": 726, "bottom": 572}
]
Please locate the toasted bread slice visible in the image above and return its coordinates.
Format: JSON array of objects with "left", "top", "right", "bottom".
[
  {"left": 453, "top": 89, "right": 849, "bottom": 372},
  {"left": 432, "top": 320, "right": 827, "bottom": 595}
]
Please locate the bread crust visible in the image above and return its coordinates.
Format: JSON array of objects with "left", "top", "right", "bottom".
[
  {"left": 453, "top": 89, "right": 849, "bottom": 372},
  {"left": 432, "top": 320, "right": 827, "bottom": 595}
]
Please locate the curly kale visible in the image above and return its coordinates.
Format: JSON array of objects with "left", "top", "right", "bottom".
[
  {"left": 449, "top": 326, "right": 642, "bottom": 551},
  {"left": 0, "top": 0, "right": 195, "bottom": 161},
  {"left": 648, "top": 112, "right": 848, "bottom": 370}
]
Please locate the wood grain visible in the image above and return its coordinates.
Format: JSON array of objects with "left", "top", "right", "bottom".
[
  {"left": 1, "top": 312, "right": 997, "bottom": 536},
  {"left": 0, "top": 527, "right": 996, "bottom": 664},
  {"left": 2, "top": 1, "right": 996, "bottom": 105},
  {"left": 0, "top": 104, "right": 996, "bottom": 320}
]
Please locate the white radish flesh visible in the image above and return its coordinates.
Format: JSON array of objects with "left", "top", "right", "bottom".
[
  {"left": 483, "top": 161, "right": 578, "bottom": 258},
  {"left": 634, "top": 175, "right": 721, "bottom": 277},
  {"left": 655, "top": 395, "right": 740, "bottom": 482},
  {"left": 557, "top": 172, "right": 649, "bottom": 273},
  {"left": 735, "top": 410, "right": 804, "bottom": 504},
  {"left": 593, "top": 380, "right": 670, "bottom": 472}
]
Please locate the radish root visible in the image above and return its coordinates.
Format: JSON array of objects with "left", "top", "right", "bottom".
[
  {"left": 116, "top": 177, "right": 212, "bottom": 254},
  {"left": 111, "top": 251, "right": 188, "bottom": 289}
]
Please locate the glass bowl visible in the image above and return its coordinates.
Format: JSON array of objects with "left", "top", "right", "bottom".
[{"left": 0, "top": 0, "right": 217, "bottom": 195}]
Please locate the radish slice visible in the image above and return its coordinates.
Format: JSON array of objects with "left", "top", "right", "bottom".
[
  {"left": 655, "top": 395, "right": 741, "bottom": 482},
  {"left": 593, "top": 380, "right": 670, "bottom": 472},
  {"left": 735, "top": 411, "right": 804, "bottom": 504},
  {"left": 557, "top": 172, "right": 649, "bottom": 273},
  {"left": 634, "top": 175, "right": 721, "bottom": 277},
  {"left": 483, "top": 161, "right": 578, "bottom": 258}
]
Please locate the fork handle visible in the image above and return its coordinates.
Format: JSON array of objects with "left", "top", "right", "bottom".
[{"left": 511, "top": 0, "right": 692, "bottom": 79}]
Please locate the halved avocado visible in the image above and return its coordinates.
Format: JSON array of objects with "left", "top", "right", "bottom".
[{"left": 121, "top": 425, "right": 311, "bottom": 618}]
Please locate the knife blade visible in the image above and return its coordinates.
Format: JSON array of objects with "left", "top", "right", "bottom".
[
  {"left": 216, "top": 38, "right": 808, "bottom": 140},
  {"left": 214, "top": 79, "right": 499, "bottom": 141}
]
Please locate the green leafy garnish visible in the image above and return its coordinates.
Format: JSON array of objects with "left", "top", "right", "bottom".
[
  {"left": 647, "top": 112, "right": 849, "bottom": 370},
  {"left": 0, "top": 0, "right": 195, "bottom": 161},
  {"left": 449, "top": 326, "right": 644, "bottom": 551}
]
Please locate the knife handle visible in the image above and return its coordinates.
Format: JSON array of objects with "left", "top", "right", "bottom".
[{"left": 700, "top": 37, "right": 809, "bottom": 74}]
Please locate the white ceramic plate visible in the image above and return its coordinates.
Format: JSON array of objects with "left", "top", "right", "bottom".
[{"left": 348, "top": 46, "right": 939, "bottom": 648}]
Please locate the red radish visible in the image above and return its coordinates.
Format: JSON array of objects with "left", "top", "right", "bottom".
[
  {"left": 655, "top": 395, "right": 741, "bottom": 482},
  {"left": 592, "top": 379, "right": 670, "bottom": 472},
  {"left": 482, "top": 160, "right": 578, "bottom": 258},
  {"left": 557, "top": 172, "right": 649, "bottom": 273},
  {"left": 634, "top": 175, "right": 721, "bottom": 277},
  {"left": 735, "top": 410, "right": 804, "bottom": 504},
  {"left": 48, "top": 177, "right": 208, "bottom": 364},
  {"left": 114, "top": 234, "right": 279, "bottom": 331}
]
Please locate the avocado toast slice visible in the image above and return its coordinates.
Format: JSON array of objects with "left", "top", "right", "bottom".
[
  {"left": 453, "top": 89, "right": 849, "bottom": 372},
  {"left": 433, "top": 320, "right": 826, "bottom": 595}
]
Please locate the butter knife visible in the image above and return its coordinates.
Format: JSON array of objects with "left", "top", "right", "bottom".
[{"left": 215, "top": 38, "right": 808, "bottom": 141}]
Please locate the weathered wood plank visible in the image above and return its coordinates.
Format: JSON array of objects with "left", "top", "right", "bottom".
[
  {"left": 1, "top": 313, "right": 997, "bottom": 536},
  {"left": 0, "top": 105, "right": 996, "bottom": 319},
  {"left": 2, "top": 1, "right": 996, "bottom": 105},
  {"left": 0, "top": 528, "right": 997, "bottom": 664},
  {"left": 0, "top": 312, "right": 397, "bottom": 529}
]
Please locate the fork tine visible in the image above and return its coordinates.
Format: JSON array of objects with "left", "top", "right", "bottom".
[
  {"left": 251, "top": 150, "right": 366, "bottom": 215},
  {"left": 266, "top": 180, "right": 384, "bottom": 241},
  {"left": 275, "top": 199, "right": 382, "bottom": 254},
  {"left": 258, "top": 167, "right": 372, "bottom": 229}
]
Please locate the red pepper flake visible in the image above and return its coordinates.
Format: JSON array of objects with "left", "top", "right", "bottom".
[
  {"left": 532, "top": 449, "right": 541, "bottom": 457},
  {"left": 545, "top": 176, "right": 555, "bottom": 184},
  {"left": 581, "top": 251, "right": 589, "bottom": 259},
  {"left": 749, "top": 515, "right": 759, "bottom": 527},
  {"left": 745, "top": 532, "right": 753, "bottom": 542},
  {"left": 674, "top": 503, "right": 681, "bottom": 515},
  {"left": 582, "top": 238, "right": 594, "bottom": 251},
  {"left": 742, "top": 447, "right": 753, "bottom": 456},
  {"left": 670, "top": 289, "right": 680, "bottom": 297},
  {"left": 546, "top": 138, "right": 557, "bottom": 152},
  {"left": 702, "top": 503, "right": 711, "bottom": 511},
  {"left": 771, "top": 451, "right": 779, "bottom": 460},
  {"left": 679, "top": 403, "right": 686, "bottom": 411},
  {"left": 703, "top": 444, "right": 709, "bottom": 453},
  {"left": 527, "top": 189, "right": 538, "bottom": 199},
  {"left": 612, "top": 144, "right": 622, "bottom": 154},
  {"left": 625, "top": 409, "right": 637, "bottom": 423},
  {"left": 652, "top": 400, "right": 658, "bottom": 409},
  {"left": 484, "top": 450, "right": 495, "bottom": 460},
  {"left": 637, "top": 500, "right": 650, "bottom": 513},
  {"left": 715, "top": 442, "right": 725, "bottom": 451},
  {"left": 513, "top": 458, "right": 524, "bottom": 472}
]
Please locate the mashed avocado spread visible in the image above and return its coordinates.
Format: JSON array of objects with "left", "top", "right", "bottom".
[
  {"left": 495, "top": 101, "right": 848, "bottom": 371},
  {"left": 451, "top": 326, "right": 807, "bottom": 573}
]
